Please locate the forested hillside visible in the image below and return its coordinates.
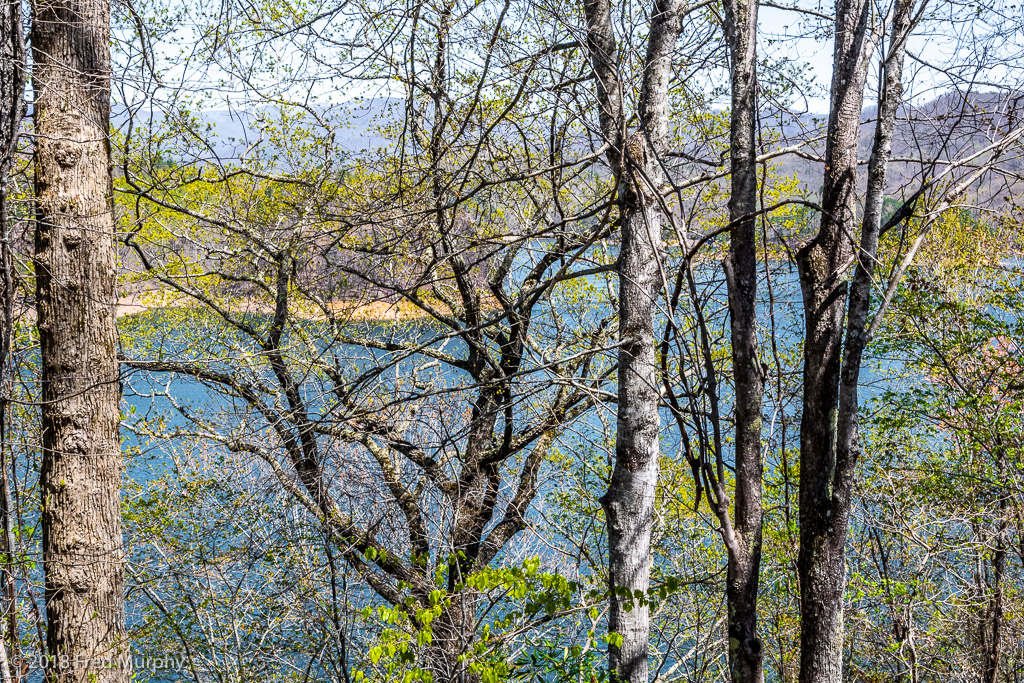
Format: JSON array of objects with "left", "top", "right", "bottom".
[{"left": 1, "top": 0, "right": 1024, "bottom": 681}]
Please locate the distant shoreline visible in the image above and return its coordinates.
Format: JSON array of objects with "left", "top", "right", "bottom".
[{"left": 116, "top": 291, "right": 468, "bottom": 323}]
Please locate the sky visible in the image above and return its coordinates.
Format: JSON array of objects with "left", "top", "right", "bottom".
[{"left": 109, "top": 0, "right": 1024, "bottom": 125}]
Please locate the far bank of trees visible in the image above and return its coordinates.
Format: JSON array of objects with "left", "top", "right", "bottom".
[{"left": 0, "top": 0, "right": 1023, "bottom": 681}]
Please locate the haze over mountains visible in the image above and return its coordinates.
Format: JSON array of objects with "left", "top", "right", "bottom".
[
  {"left": 119, "top": 90, "right": 1023, "bottom": 202},
  {"left": 771, "top": 90, "right": 1024, "bottom": 191},
  {"left": 114, "top": 97, "right": 400, "bottom": 163}
]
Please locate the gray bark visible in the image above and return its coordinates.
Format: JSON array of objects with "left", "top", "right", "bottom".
[
  {"left": 583, "top": 0, "right": 681, "bottom": 679},
  {"left": 980, "top": 445, "right": 1007, "bottom": 683},
  {"left": 31, "top": 0, "right": 130, "bottom": 678},
  {"left": 603, "top": 178, "right": 664, "bottom": 683},
  {"left": 980, "top": 523, "right": 1006, "bottom": 683},
  {"left": 1, "top": 0, "right": 25, "bottom": 159},
  {"left": 796, "top": 1, "right": 914, "bottom": 681},
  {"left": 720, "top": 0, "right": 765, "bottom": 679},
  {"left": 1, "top": 0, "right": 25, "bottom": 170},
  {"left": 582, "top": 0, "right": 623, "bottom": 174},
  {"left": 0, "top": 1, "right": 26, "bottom": 677}
]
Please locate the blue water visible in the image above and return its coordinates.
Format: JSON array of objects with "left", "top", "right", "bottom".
[{"left": 15, "top": 254, "right": 979, "bottom": 682}]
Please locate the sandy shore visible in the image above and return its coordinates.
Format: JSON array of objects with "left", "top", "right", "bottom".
[{"left": 115, "top": 290, "right": 448, "bottom": 322}]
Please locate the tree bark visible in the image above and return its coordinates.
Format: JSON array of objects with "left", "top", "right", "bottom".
[
  {"left": 980, "top": 523, "right": 1005, "bottom": 683},
  {"left": 981, "top": 445, "right": 1008, "bottom": 683},
  {"left": 602, "top": 169, "right": 664, "bottom": 682},
  {"left": 721, "top": 0, "right": 765, "bottom": 678},
  {"left": 583, "top": 0, "right": 681, "bottom": 679},
  {"left": 31, "top": 0, "right": 130, "bottom": 678},
  {"left": 0, "top": 0, "right": 26, "bottom": 678},
  {"left": 795, "top": 0, "right": 913, "bottom": 681},
  {"left": 1, "top": 0, "right": 25, "bottom": 168},
  {"left": 421, "top": 594, "right": 481, "bottom": 683}
]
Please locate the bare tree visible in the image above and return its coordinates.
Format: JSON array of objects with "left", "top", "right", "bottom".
[
  {"left": 579, "top": 0, "right": 696, "bottom": 678},
  {"left": 721, "top": 0, "right": 765, "bottom": 678},
  {"left": 793, "top": 0, "right": 917, "bottom": 678},
  {"left": 114, "top": 2, "right": 622, "bottom": 678},
  {"left": 0, "top": 0, "right": 26, "bottom": 678}
]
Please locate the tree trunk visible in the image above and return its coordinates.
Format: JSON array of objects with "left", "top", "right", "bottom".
[
  {"left": 981, "top": 446, "right": 1008, "bottom": 683},
  {"left": 1, "top": 0, "right": 25, "bottom": 165},
  {"left": 795, "top": 0, "right": 913, "bottom": 680},
  {"left": 794, "top": 0, "right": 873, "bottom": 671},
  {"left": 32, "top": 0, "right": 130, "bottom": 678},
  {"left": 721, "top": 0, "right": 764, "bottom": 678},
  {"left": 980, "top": 523, "right": 1005, "bottom": 683},
  {"left": 1, "top": 2, "right": 26, "bottom": 677},
  {"left": 602, "top": 161, "right": 663, "bottom": 682},
  {"left": 419, "top": 594, "right": 483, "bottom": 683},
  {"left": 582, "top": 0, "right": 680, "bottom": 677}
]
